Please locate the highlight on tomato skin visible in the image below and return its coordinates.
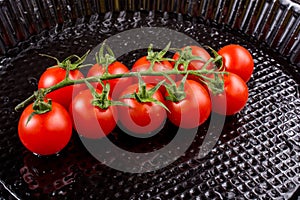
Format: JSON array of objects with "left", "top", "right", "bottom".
[
  {"left": 69, "top": 89, "right": 118, "bottom": 139},
  {"left": 218, "top": 44, "right": 254, "bottom": 83},
  {"left": 18, "top": 102, "right": 73, "bottom": 156},
  {"left": 210, "top": 72, "right": 249, "bottom": 116}
]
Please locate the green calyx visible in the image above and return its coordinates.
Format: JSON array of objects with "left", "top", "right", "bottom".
[
  {"left": 164, "top": 74, "right": 188, "bottom": 102},
  {"left": 32, "top": 89, "right": 52, "bottom": 114},
  {"left": 205, "top": 46, "right": 223, "bottom": 70},
  {"left": 95, "top": 43, "right": 116, "bottom": 72},
  {"left": 84, "top": 80, "right": 125, "bottom": 110},
  {"left": 122, "top": 75, "right": 170, "bottom": 112},
  {"left": 206, "top": 73, "right": 227, "bottom": 95},
  {"left": 200, "top": 46, "right": 226, "bottom": 95},
  {"left": 173, "top": 46, "right": 206, "bottom": 71},
  {"left": 40, "top": 50, "right": 90, "bottom": 71},
  {"left": 26, "top": 89, "right": 52, "bottom": 125},
  {"left": 146, "top": 42, "right": 173, "bottom": 70},
  {"left": 172, "top": 45, "right": 226, "bottom": 95}
]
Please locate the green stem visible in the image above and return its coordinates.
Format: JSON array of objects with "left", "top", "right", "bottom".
[
  {"left": 15, "top": 94, "right": 35, "bottom": 111},
  {"left": 15, "top": 69, "right": 225, "bottom": 111}
]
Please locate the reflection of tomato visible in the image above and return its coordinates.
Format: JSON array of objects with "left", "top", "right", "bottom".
[
  {"left": 69, "top": 89, "right": 118, "bottom": 139},
  {"left": 218, "top": 44, "right": 254, "bottom": 82},
  {"left": 87, "top": 61, "right": 132, "bottom": 99},
  {"left": 165, "top": 80, "right": 212, "bottom": 128},
  {"left": 18, "top": 102, "right": 72, "bottom": 155},
  {"left": 211, "top": 72, "right": 248, "bottom": 115},
  {"left": 118, "top": 84, "right": 167, "bottom": 134},
  {"left": 38, "top": 66, "right": 85, "bottom": 109}
]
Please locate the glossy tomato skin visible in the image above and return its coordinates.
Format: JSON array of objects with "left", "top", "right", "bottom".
[
  {"left": 131, "top": 56, "right": 174, "bottom": 93},
  {"left": 38, "top": 66, "right": 85, "bottom": 109},
  {"left": 211, "top": 72, "right": 248, "bottom": 115},
  {"left": 87, "top": 61, "right": 132, "bottom": 99},
  {"left": 118, "top": 84, "right": 167, "bottom": 134},
  {"left": 18, "top": 102, "right": 72, "bottom": 156},
  {"left": 218, "top": 44, "right": 254, "bottom": 82},
  {"left": 165, "top": 80, "right": 212, "bottom": 129},
  {"left": 69, "top": 89, "right": 118, "bottom": 139}
]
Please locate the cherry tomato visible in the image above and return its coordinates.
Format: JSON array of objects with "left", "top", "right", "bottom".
[
  {"left": 173, "top": 46, "right": 213, "bottom": 70},
  {"left": 165, "top": 80, "right": 212, "bottom": 128},
  {"left": 69, "top": 89, "right": 118, "bottom": 139},
  {"left": 87, "top": 61, "right": 132, "bottom": 99},
  {"left": 38, "top": 66, "right": 85, "bottom": 109},
  {"left": 131, "top": 56, "right": 175, "bottom": 93},
  {"left": 211, "top": 72, "right": 248, "bottom": 115},
  {"left": 173, "top": 46, "right": 213, "bottom": 82},
  {"left": 218, "top": 44, "right": 254, "bottom": 82},
  {"left": 18, "top": 102, "right": 72, "bottom": 156},
  {"left": 118, "top": 84, "right": 167, "bottom": 134}
]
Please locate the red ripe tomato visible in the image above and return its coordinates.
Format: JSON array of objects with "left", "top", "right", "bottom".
[
  {"left": 87, "top": 61, "right": 132, "bottom": 99},
  {"left": 173, "top": 45, "right": 213, "bottom": 70},
  {"left": 211, "top": 72, "right": 248, "bottom": 115},
  {"left": 131, "top": 56, "right": 175, "bottom": 91},
  {"left": 18, "top": 102, "right": 72, "bottom": 156},
  {"left": 218, "top": 44, "right": 254, "bottom": 82},
  {"left": 118, "top": 84, "right": 167, "bottom": 134},
  {"left": 165, "top": 80, "right": 212, "bottom": 128},
  {"left": 69, "top": 89, "right": 118, "bottom": 139},
  {"left": 38, "top": 66, "right": 85, "bottom": 109},
  {"left": 173, "top": 46, "right": 214, "bottom": 82}
]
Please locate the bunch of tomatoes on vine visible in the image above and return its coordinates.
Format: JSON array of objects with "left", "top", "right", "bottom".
[{"left": 16, "top": 42, "right": 254, "bottom": 156}]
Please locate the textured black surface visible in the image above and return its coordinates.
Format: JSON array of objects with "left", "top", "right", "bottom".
[
  {"left": 0, "top": 11, "right": 299, "bottom": 199},
  {"left": 0, "top": 183, "right": 16, "bottom": 200}
]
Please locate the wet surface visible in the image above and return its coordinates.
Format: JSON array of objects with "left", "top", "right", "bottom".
[{"left": 0, "top": 11, "right": 299, "bottom": 199}]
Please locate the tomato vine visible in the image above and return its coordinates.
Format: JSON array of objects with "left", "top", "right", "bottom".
[{"left": 15, "top": 43, "right": 226, "bottom": 113}]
